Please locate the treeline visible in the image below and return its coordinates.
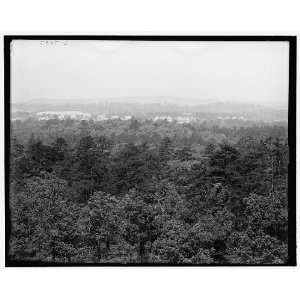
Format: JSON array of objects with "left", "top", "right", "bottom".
[{"left": 9, "top": 119, "right": 289, "bottom": 264}]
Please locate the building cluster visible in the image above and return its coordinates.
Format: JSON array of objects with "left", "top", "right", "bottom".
[
  {"left": 153, "top": 116, "right": 174, "bottom": 122},
  {"left": 35, "top": 111, "right": 247, "bottom": 124},
  {"left": 95, "top": 114, "right": 132, "bottom": 121},
  {"left": 217, "top": 116, "right": 247, "bottom": 121},
  {"left": 37, "top": 111, "right": 92, "bottom": 121},
  {"left": 153, "top": 113, "right": 196, "bottom": 124},
  {"left": 36, "top": 111, "right": 200, "bottom": 123},
  {"left": 36, "top": 111, "right": 133, "bottom": 121}
]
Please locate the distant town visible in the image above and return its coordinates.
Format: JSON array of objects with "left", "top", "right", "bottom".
[
  {"left": 35, "top": 111, "right": 244, "bottom": 123},
  {"left": 11, "top": 99, "right": 288, "bottom": 127},
  {"left": 11, "top": 109, "right": 252, "bottom": 124}
]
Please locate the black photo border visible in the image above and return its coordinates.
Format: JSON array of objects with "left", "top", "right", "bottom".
[{"left": 4, "top": 35, "right": 297, "bottom": 267}]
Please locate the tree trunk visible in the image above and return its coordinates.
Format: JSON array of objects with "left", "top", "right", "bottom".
[{"left": 96, "top": 241, "right": 102, "bottom": 260}]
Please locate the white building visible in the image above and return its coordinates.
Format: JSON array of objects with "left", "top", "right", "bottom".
[
  {"left": 121, "top": 115, "right": 132, "bottom": 121},
  {"left": 153, "top": 116, "right": 173, "bottom": 122},
  {"left": 96, "top": 114, "right": 109, "bottom": 121},
  {"left": 176, "top": 115, "right": 195, "bottom": 124}
]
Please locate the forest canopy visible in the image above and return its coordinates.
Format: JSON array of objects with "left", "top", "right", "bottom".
[{"left": 9, "top": 118, "right": 289, "bottom": 264}]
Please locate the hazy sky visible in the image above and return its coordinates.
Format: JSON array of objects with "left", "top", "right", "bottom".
[{"left": 11, "top": 40, "right": 289, "bottom": 107}]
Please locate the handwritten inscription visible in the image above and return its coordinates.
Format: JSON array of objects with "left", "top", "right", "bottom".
[{"left": 40, "top": 40, "right": 68, "bottom": 46}]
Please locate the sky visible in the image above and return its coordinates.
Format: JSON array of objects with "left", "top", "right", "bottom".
[{"left": 11, "top": 40, "right": 289, "bottom": 107}]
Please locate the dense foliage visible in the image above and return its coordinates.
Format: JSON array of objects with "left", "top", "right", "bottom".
[{"left": 9, "top": 118, "right": 289, "bottom": 264}]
